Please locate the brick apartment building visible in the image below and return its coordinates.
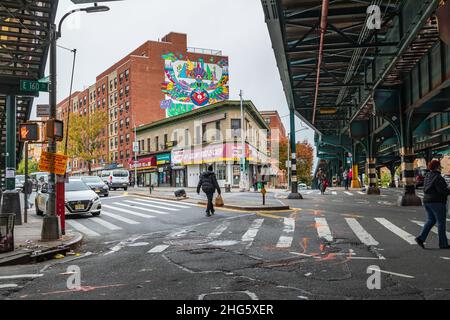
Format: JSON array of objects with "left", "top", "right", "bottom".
[
  {"left": 57, "top": 32, "right": 229, "bottom": 175},
  {"left": 260, "top": 111, "right": 288, "bottom": 187}
]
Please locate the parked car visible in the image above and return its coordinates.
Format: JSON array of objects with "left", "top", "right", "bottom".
[
  {"left": 15, "top": 175, "right": 25, "bottom": 191},
  {"left": 35, "top": 180, "right": 101, "bottom": 217},
  {"left": 100, "top": 170, "right": 112, "bottom": 184},
  {"left": 444, "top": 174, "right": 450, "bottom": 186},
  {"left": 107, "top": 169, "right": 130, "bottom": 191},
  {"left": 30, "top": 172, "right": 49, "bottom": 191},
  {"left": 414, "top": 168, "right": 429, "bottom": 189},
  {"left": 77, "top": 176, "right": 109, "bottom": 197},
  {"left": 298, "top": 183, "right": 308, "bottom": 190}
]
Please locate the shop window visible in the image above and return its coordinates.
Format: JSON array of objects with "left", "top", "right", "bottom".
[
  {"left": 231, "top": 119, "right": 241, "bottom": 137},
  {"left": 216, "top": 164, "right": 226, "bottom": 180}
]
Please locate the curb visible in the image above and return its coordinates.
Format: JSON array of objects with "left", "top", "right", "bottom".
[
  {"left": 196, "top": 201, "right": 290, "bottom": 211},
  {"left": 0, "top": 232, "right": 84, "bottom": 267}
]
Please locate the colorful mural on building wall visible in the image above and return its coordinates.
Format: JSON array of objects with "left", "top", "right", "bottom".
[{"left": 160, "top": 53, "right": 229, "bottom": 117}]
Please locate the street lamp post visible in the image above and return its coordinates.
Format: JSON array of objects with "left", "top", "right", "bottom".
[
  {"left": 239, "top": 90, "right": 247, "bottom": 192},
  {"left": 41, "top": 5, "right": 110, "bottom": 241}
]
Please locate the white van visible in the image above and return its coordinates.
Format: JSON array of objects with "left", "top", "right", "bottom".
[
  {"left": 107, "top": 169, "right": 130, "bottom": 191},
  {"left": 100, "top": 171, "right": 112, "bottom": 184}
]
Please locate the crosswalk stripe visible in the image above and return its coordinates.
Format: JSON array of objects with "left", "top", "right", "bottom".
[
  {"left": 114, "top": 202, "right": 168, "bottom": 215},
  {"left": 345, "top": 218, "right": 379, "bottom": 246},
  {"left": 148, "top": 244, "right": 170, "bottom": 253},
  {"left": 357, "top": 191, "right": 365, "bottom": 195},
  {"left": 101, "top": 211, "right": 140, "bottom": 225},
  {"left": 208, "top": 221, "right": 231, "bottom": 239},
  {"left": 375, "top": 218, "right": 416, "bottom": 245},
  {"left": 103, "top": 204, "right": 155, "bottom": 218},
  {"left": 137, "top": 196, "right": 199, "bottom": 207},
  {"left": 315, "top": 217, "right": 333, "bottom": 242},
  {"left": 344, "top": 192, "right": 353, "bottom": 196},
  {"left": 332, "top": 191, "right": 337, "bottom": 195},
  {"left": 130, "top": 198, "right": 189, "bottom": 209},
  {"left": 242, "top": 219, "right": 264, "bottom": 248},
  {"left": 90, "top": 217, "right": 122, "bottom": 231},
  {"left": 411, "top": 220, "right": 450, "bottom": 238},
  {"left": 276, "top": 218, "right": 295, "bottom": 248},
  {"left": 66, "top": 220, "right": 100, "bottom": 237},
  {"left": 305, "top": 191, "right": 313, "bottom": 195},
  {"left": 124, "top": 200, "right": 178, "bottom": 211}
]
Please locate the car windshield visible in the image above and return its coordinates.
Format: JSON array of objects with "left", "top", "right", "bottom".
[
  {"left": 81, "top": 176, "right": 103, "bottom": 183},
  {"left": 65, "top": 181, "right": 90, "bottom": 192},
  {"left": 113, "top": 170, "right": 128, "bottom": 177}
]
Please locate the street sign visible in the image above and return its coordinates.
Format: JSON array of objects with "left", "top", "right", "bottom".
[
  {"left": 20, "top": 80, "right": 49, "bottom": 93},
  {"left": 133, "top": 142, "right": 139, "bottom": 152},
  {"left": 36, "top": 104, "right": 50, "bottom": 117},
  {"left": 39, "top": 152, "right": 69, "bottom": 176},
  {"left": 19, "top": 123, "right": 39, "bottom": 141}
]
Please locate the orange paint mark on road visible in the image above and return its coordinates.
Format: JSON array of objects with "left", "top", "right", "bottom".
[{"left": 40, "top": 283, "right": 126, "bottom": 296}]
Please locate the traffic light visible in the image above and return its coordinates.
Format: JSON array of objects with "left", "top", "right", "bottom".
[
  {"left": 19, "top": 123, "right": 39, "bottom": 141},
  {"left": 46, "top": 119, "right": 64, "bottom": 141}
]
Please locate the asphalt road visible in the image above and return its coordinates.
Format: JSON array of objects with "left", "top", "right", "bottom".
[{"left": 2, "top": 188, "right": 450, "bottom": 300}]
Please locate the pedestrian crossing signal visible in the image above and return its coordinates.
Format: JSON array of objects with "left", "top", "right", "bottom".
[
  {"left": 19, "top": 123, "right": 39, "bottom": 141},
  {"left": 45, "top": 119, "right": 64, "bottom": 141}
]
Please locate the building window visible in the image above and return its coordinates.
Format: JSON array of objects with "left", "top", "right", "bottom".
[
  {"left": 125, "top": 85, "right": 130, "bottom": 95},
  {"left": 231, "top": 119, "right": 241, "bottom": 137},
  {"left": 216, "top": 164, "right": 226, "bottom": 180},
  {"left": 141, "top": 139, "right": 145, "bottom": 152},
  {"left": 126, "top": 133, "right": 130, "bottom": 143},
  {"left": 110, "top": 80, "right": 113, "bottom": 91},
  {"left": 125, "top": 69, "right": 129, "bottom": 79},
  {"left": 147, "top": 138, "right": 151, "bottom": 152},
  {"left": 164, "top": 134, "right": 168, "bottom": 148},
  {"left": 195, "top": 126, "right": 201, "bottom": 144},
  {"left": 202, "top": 124, "right": 207, "bottom": 143},
  {"left": 120, "top": 135, "right": 124, "bottom": 144},
  {"left": 184, "top": 129, "right": 189, "bottom": 147},
  {"left": 126, "top": 117, "right": 130, "bottom": 127},
  {"left": 155, "top": 136, "right": 159, "bottom": 151},
  {"left": 102, "top": 84, "right": 106, "bottom": 93},
  {"left": 120, "top": 119, "right": 123, "bottom": 129},
  {"left": 264, "top": 118, "right": 270, "bottom": 125}
]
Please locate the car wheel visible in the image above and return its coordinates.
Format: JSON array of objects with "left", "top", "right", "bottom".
[
  {"left": 104, "top": 194, "right": 109, "bottom": 197},
  {"left": 124, "top": 187, "right": 128, "bottom": 191},
  {"left": 92, "top": 212, "right": 101, "bottom": 217}
]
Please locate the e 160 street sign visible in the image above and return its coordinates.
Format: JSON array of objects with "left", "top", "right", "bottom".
[{"left": 20, "top": 80, "right": 49, "bottom": 93}]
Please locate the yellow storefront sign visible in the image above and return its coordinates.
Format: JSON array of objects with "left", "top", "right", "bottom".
[{"left": 39, "top": 151, "right": 68, "bottom": 176}]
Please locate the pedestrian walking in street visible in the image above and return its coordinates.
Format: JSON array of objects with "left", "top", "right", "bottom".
[
  {"left": 415, "top": 160, "right": 450, "bottom": 249},
  {"left": 347, "top": 169, "right": 353, "bottom": 188},
  {"left": 316, "top": 168, "right": 326, "bottom": 194},
  {"left": 197, "top": 165, "right": 221, "bottom": 217},
  {"left": 343, "top": 170, "right": 349, "bottom": 190}
]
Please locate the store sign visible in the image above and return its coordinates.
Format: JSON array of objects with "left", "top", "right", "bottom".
[
  {"left": 129, "top": 157, "right": 156, "bottom": 169},
  {"left": 171, "top": 143, "right": 269, "bottom": 165},
  {"left": 157, "top": 153, "right": 171, "bottom": 165}
]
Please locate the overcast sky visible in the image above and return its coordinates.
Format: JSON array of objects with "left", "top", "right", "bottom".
[{"left": 32, "top": 0, "right": 316, "bottom": 160}]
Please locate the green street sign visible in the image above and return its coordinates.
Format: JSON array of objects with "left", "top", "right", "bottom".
[{"left": 20, "top": 80, "right": 49, "bottom": 93}]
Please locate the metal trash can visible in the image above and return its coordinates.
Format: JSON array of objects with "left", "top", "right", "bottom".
[
  {"left": 0, "top": 214, "right": 15, "bottom": 253},
  {"left": 225, "top": 184, "right": 231, "bottom": 193}
]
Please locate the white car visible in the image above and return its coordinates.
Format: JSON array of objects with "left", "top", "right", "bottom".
[
  {"left": 298, "top": 183, "right": 308, "bottom": 190},
  {"left": 107, "top": 169, "right": 130, "bottom": 191},
  {"left": 35, "top": 180, "right": 101, "bottom": 217}
]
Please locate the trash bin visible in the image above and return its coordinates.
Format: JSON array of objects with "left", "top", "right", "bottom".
[
  {"left": 225, "top": 184, "right": 231, "bottom": 193},
  {"left": 0, "top": 213, "right": 15, "bottom": 253}
]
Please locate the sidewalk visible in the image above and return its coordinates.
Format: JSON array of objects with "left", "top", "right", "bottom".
[
  {"left": 128, "top": 187, "right": 290, "bottom": 211},
  {"left": 0, "top": 214, "right": 83, "bottom": 267}
]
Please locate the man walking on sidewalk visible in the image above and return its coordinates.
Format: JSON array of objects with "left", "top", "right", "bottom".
[{"left": 197, "top": 165, "right": 221, "bottom": 217}]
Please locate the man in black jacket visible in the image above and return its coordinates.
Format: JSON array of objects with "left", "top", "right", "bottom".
[
  {"left": 197, "top": 165, "right": 221, "bottom": 217},
  {"left": 416, "top": 160, "right": 450, "bottom": 249}
]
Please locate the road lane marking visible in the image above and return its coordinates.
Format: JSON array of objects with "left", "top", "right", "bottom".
[
  {"left": 242, "top": 219, "right": 264, "bottom": 248},
  {"left": 103, "top": 204, "right": 155, "bottom": 219},
  {"left": 367, "top": 267, "right": 415, "bottom": 279},
  {"left": 130, "top": 198, "right": 190, "bottom": 209},
  {"left": 357, "top": 191, "right": 365, "bottom": 195},
  {"left": 305, "top": 191, "right": 313, "bottom": 195},
  {"left": 124, "top": 200, "right": 178, "bottom": 211},
  {"left": 207, "top": 221, "right": 231, "bottom": 239},
  {"left": 345, "top": 218, "right": 379, "bottom": 246},
  {"left": 0, "top": 274, "right": 43, "bottom": 280},
  {"left": 0, "top": 284, "right": 18, "bottom": 289},
  {"left": 315, "top": 217, "right": 333, "bottom": 242},
  {"left": 148, "top": 244, "right": 170, "bottom": 253},
  {"left": 374, "top": 218, "right": 416, "bottom": 244},
  {"left": 114, "top": 202, "right": 168, "bottom": 215},
  {"left": 344, "top": 192, "right": 353, "bottom": 196},
  {"left": 90, "top": 217, "right": 122, "bottom": 231},
  {"left": 168, "top": 228, "right": 191, "bottom": 238},
  {"left": 101, "top": 211, "right": 140, "bottom": 225},
  {"left": 411, "top": 220, "right": 450, "bottom": 238},
  {"left": 66, "top": 220, "right": 100, "bottom": 237},
  {"left": 332, "top": 191, "right": 337, "bottom": 195},
  {"left": 136, "top": 196, "right": 199, "bottom": 207},
  {"left": 276, "top": 218, "right": 295, "bottom": 248}
]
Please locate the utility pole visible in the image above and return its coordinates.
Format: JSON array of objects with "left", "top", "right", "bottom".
[
  {"left": 239, "top": 90, "right": 247, "bottom": 192},
  {"left": 287, "top": 109, "right": 303, "bottom": 199},
  {"left": 134, "top": 123, "right": 138, "bottom": 188}
]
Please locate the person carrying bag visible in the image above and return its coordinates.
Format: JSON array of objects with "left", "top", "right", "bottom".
[{"left": 197, "top": 165, "right": 222, "bottom": 217}]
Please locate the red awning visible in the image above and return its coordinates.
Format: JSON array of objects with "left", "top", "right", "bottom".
[{"left": 129, "top": 157, "right": 156, "bottom": 168}]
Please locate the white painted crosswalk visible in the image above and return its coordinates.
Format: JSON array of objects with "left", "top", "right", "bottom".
[
  {"left": 315, "top": 217, "right": 333, "bottom": 242},
  {"left": 242, "top": 219, "right": 264, "bottom": 248},
  {"left": 374, "top": 218, "right": 416, "bottom": 245},
  {"left": 276, "top": 218, "right": 295, "bottom": 248},
  {"left": 103, "top": 204, "right": 155, "bottom": 219},
  {"left": 66, "top": 220, "right": 101, "bottom": 237},
  {"left": 345, "top": 218, "right": 379, "bottom": 246}
]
